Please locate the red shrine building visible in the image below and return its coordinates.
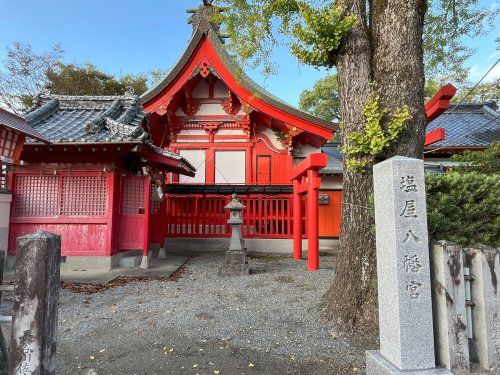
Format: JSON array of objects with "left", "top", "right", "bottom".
[
  {"left": 6, "top": 2, "right": 478, "bottom": 269},
  {"left": 141, "top": 2, "right": 340, "bottom": 254},
  {"left": 7, "top": 2, "right": 340, "bottom": 268}
]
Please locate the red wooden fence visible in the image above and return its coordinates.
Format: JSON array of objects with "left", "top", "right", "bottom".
[{"left": 163, "top": 194, "right": 299, "bottom": 239}]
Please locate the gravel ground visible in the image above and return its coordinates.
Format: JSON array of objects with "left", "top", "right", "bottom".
[{"left": 1, "top": 253, "right": 375, "bottom": 375}]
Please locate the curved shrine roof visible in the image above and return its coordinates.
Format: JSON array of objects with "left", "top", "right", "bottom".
[{"left": 141, "top": 3, "right": 336, "bottom": 136}]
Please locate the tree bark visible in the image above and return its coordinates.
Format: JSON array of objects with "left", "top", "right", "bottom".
[
  {"left": 323, "top": 0, "right": 427, "bottom": 334},
  {"left": 371, "top": 0, "right": 427, "bottom": 158},
  {"left": 322, "top": 0, "right": 378, "bottom": 333}
]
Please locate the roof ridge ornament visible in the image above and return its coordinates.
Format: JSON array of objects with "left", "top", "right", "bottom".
[{"left": 187, "top": 0, "right": 220, "bottom": 35}]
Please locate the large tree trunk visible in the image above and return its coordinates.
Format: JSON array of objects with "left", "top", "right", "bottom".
[
  {"left": 322, "top": 0, "right": 378, "bottom": 334},
  {"left": 371, "top": 0, "right": 427, "bottom": 158},
  {"left": 323, "top": 0, "right": 427, "bottom": 334}
]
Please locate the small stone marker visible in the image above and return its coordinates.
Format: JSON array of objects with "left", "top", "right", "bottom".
[
  {"left": 218, "top": 194, "right": 249, "bottom": 277},
  {"left": 9, "top": 231, "right": 61, "bottom": 375},
  {"left": 431, "top": 241, "right": 470, "bottom": 371},
  {"left": 466, "top": 244, "right": 500, "bottom": 371},
  {"left": 366, "top": 156, "right": 451, "bottom": 375}
]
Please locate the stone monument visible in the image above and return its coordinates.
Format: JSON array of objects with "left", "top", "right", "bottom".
[
  {"left": 366, "top": 156, "right": 452, "bottom": 375},
  {"left": 10, "top": 231, "right": 62, "bottom": 375},
  {"left": 218, "top": 194, "right": 249, "bottom": 276}
]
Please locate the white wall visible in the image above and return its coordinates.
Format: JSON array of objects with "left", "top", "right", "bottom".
[
  {"left": 215, "top": 151, "right": 245, "bottom": 184},
  {"left": 179, "top": 149, "right": 206, "bottom": 183}
]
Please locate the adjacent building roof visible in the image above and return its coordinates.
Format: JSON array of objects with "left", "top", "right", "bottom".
[
  {"left": 25, "top": 88, "right": 147, "bottom": 144},
  {"left": 426, "top": 101, "right": 500, "bottom": 150},
  {"left": 320, "top": 144, "right": 343, "bottom": 175},
  {"left": 141, "top": 2, "right": 336, "bottom": 134},
  {"left": 0, "top": 107, "right": 49, "bottom": 143},
  {"left": 23, "top": 87, "right": 195, "bottom": 173}
]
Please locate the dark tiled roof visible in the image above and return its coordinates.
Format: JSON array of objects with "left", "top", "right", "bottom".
[
  {"left": 320, "top": 144, "right": 343, "bottom": 174},
  {"left": 0, "top": 108, "right": 49, "bottom": 143},
  {"left": 426, "top": 102, "right": 500, "bottom": 149},
  {"left": 141, "top": 3, "right": 336, "bottom": 132},
  {"left": 25, "top": 89, "right": 147, "bottom": 144},
  {"left": 24, "top": 88, "right": 195, "bottom": 173}
]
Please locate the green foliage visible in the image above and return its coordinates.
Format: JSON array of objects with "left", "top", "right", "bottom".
[
  {"left": 216, "top": 0, "right": 496, "bottom": 81},
  {"left": 299, "top": 74, "right": 340, "bottom": 122},
  {"left": 426, "top": 172, "right": 500, "bottom": 247},
  {"left": 424, "top": 78, "right": 445, "bottom": 101},
  {"left": 341, "top": 92, "right": 412, "bottom": 171},
  {"left": 213, "top": 0, "right": 355, "bottom": 73},
  {"left": 451, "top": 142, "right": 500, "bottom": 174},
  {"left": 289, "top": 3, "right": 356, "bottom": 67},
  {"left": 47, "top": 62, "right": 148, "bottom": 96}
]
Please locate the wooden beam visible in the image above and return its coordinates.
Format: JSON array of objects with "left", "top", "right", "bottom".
[
  {"left": 425, "top": 83, "right": 457, "bottom": 124},
  {"left": 290, "top": 153, "right": 328, "bottom": 181},
  {"left": 424, "top": 128, "right": 446, "bottom": 146}
]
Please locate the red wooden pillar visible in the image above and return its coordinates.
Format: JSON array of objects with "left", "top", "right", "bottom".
[
  {"left": 140, "top": 176, "right": 151, "bottom": 269},
  {"left": 292, "top": 179, "right": 302, "bottom": 260},
  {"left": 289, "top": 153, "right": 327, "bottom": 271},
  {"left": 105, "top": 172, "right": 117, "bottom": 257},
  {"left": 307, "top": 169, "right": 319, "bottom": 271}
]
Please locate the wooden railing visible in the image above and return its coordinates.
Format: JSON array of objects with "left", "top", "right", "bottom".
[{"left": 163, "top": 194, "right": 299, "bottom": 239}]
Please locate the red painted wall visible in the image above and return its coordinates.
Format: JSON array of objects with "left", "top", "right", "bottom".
[
  {"left": 318, "top": 190, "right": 342, "bottom": 238},
  {"left": 9, "top": 170, "right": 151, "bottom": 257}
]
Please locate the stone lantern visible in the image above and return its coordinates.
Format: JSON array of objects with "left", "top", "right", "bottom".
[{"left": 219, "top": 193, "right": 250, "bottom": 276}]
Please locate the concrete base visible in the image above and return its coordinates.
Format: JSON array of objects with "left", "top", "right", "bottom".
[
  {"left": 163, "top": 238, "right": 339, "bottom": 255},
  {"left": 6, "top": 249, "right": 143, "bottom": 271},
  {"left": 218, "top": 250, "right": 250, "bottom": 277},
  {"left": 158, "top": 248, "right": 167, "bottom": 258},
  {"left": 366, "top": 351, "right": 453, "bottom": 375},
  {"left": 139, "top": 255, "right": 149, "bottom": 269},
  {"left": 118, "top": 255, "right": 142, "bottom": 268}
]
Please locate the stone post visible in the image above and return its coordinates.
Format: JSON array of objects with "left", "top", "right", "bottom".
[
  {"left": 431, "top": 241, "right": 470, "bottom": 371},
  {"left": 218, "top": 194, "right": 249, "bottom": 277},
  {"left": 9, "top": 231, "right": 61, "bottom": 375},
  {"left": 366, "top": 156, "right": 451, "bottom": 375},
  {"left": 466, "top": 244, "right": 500, "bottom": 371}
]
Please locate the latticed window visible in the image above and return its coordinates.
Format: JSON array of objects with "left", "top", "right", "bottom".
[
  {"left": 13, "top": 174, "right": 108, "bottom": 217},
  {"left": 122, "top": 177, "right": 145, "bottom": 215},
  {"left": 150, "top": 183, "right": 161, "bottom": 214},
  {"left": 13, "top": 175, "right": 59, "bottom": 216},
  {"left": 61, "top": 176, "right": 107, "bottom": 216}
]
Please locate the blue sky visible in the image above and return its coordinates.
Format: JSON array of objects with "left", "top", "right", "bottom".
[{"left": 0, "top": 0, "right": 498, "bottom": 106}]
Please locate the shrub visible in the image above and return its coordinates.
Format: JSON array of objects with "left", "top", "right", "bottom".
[{"left": 426, "top": 172, "right": 500, "bottom": 247}]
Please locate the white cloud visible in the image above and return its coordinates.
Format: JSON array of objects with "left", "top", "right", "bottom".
[{"left": 468, "top": 59, "right": 500, "bottom": 83}]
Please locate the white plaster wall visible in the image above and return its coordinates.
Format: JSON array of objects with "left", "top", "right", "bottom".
[
  {"left": 179, "top": 150, "right": 206, "bottom": 183},
  {"left": 293, "top": 143, "right": 318, "bottom": 158},
  {"left": 214, "top": 80, "right": 229, "bottom": 98},
  {"left": 215, "top": 138, "right": 248, "bottom": 143},
  {"left": 215, "top": 151, "right": 245, "bottom": 183},
  {"left": 217, "top": 130, "right": 246, "bottom": 136},
  {"left": 192, "top": 80, "right": 209, "bottom": 98},
  {"left": 256, "top": 126, "right": 286, "bottom": 151},
  {"left": 178, "top": 130, "right": 206, "bottom": 136},
  {"left": 197, "top": 103, "right": 225, "bottom": 115}
]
